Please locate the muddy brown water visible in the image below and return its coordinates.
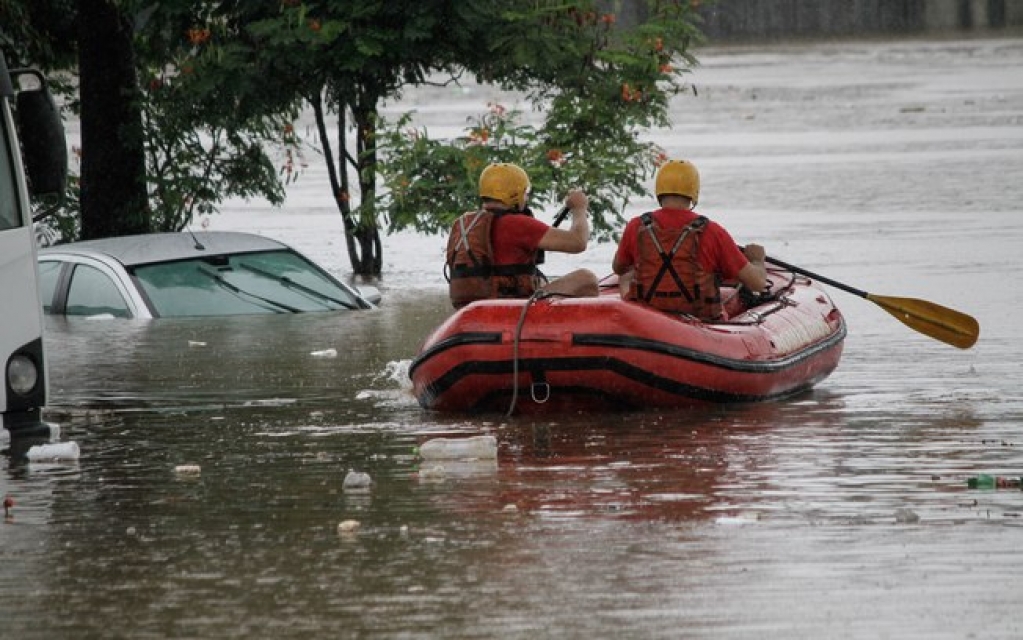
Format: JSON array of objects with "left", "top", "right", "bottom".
[{"left": 3, "top": 35, "right": 1022, "bottom": 639}]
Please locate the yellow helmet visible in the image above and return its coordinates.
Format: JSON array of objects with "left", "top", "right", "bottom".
[
  {"left": 479, "top": 163, "right": 529, "bottom": 210},
  {"left": 655, "top": 160, "right": 700, "bottom": 205}
]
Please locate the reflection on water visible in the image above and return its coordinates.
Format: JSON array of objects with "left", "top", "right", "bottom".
[{"left": 5, "top": 36, "right": 1023, "bottom": 639}]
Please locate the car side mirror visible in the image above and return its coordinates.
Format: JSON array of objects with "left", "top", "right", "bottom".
[
  {"left": 355, "top": 285, "right": 381, "bottom": 306},
  {"left": 13, "top": 70, "right": 67, "bottom": 198}
]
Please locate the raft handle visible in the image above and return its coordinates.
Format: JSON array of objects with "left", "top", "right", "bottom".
[{"left": 531, "top": 382, "right": 551, "bottom": 404}]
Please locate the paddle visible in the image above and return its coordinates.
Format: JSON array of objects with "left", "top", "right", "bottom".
[
  {"left": 551, "top": 205, "right": 570, "bottom": 228},
  {"left": 763, "top": 255, "right": 979, "bottom": 349}
]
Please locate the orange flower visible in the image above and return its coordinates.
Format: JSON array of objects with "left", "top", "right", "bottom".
[
  {"left": 600, "top": 13, "right": 616, "bottom": 25},
  {"left": 187, "top": 28, "right": 211, "bottom": 46},
  {"left": 309, "top": 19, "right": 321, "bottom": 32},
  {"left": 621, "top": 83, "right": 642, "bottom": 102},
  {"left": 547, "top": 149, "right": 566, "bottom": 167},
  {"left": 468, "top": 128, "right": 490, "bottom": 145}
]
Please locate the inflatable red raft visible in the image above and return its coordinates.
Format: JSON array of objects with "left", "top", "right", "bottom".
[{"left": 410, "top": 267, "right": 846, "bottom": 414}]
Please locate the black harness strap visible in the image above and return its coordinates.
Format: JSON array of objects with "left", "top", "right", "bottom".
[{"left": 450, "top": 264, "right": 537, "bottom": 278}]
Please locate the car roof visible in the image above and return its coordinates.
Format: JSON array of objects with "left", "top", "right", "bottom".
[{"left": 38, "top": 231, "right": 291, "bottom": 267}]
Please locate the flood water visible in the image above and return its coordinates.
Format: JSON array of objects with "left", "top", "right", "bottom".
[{"left": 4, "top": 35, "right": 1023, "bottom": 638}]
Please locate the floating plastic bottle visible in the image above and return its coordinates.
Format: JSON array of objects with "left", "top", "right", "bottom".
[
  {"left": 417, "top": 435, "right": 498, "bottom": 461},
  {"left": 25, "top": 441, "right": 80, "bottom": 461},
  {"left": 966, "top": 474, "right": 1023, "bottom": 489}
]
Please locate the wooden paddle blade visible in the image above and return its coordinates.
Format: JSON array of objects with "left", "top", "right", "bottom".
[{"left": 866, "top": 294, "right": 980, "bottom": 349}]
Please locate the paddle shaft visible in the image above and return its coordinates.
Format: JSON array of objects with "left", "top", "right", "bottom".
[
  {"left": 551, "top": 205, "right": 570, "bottom": 228},
  {"left": 764, "top": 255, "right": 869, "bottom": 299}
]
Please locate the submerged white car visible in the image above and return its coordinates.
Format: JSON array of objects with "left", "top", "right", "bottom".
[{"left": 37, "top": 231, "right": 379, "bottom": 319}]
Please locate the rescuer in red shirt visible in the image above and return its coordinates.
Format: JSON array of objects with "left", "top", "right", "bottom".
[
  {"left": 612, "top": 160, "right": 767, "bottom": 320},
  {"left": 446, "top": 163, "right": 599, "bottom": 308}
]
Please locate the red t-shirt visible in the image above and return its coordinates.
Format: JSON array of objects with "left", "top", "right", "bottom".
[
  {"left": 613, "top": 208, "right": 749, "bottom": 280},
  {"left": 491, "top": 214, "right": 550, "bottom": 264}
]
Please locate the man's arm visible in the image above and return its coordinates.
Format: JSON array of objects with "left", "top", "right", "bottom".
[
  {"left": 537, "top": 189, "right": 590, "bottom": 254},
  {"left": 737, "top": 243, "right": 768, "bottom": 292}
]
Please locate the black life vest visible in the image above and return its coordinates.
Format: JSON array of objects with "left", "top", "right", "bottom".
[
  {"left": 445, "top": 210, "right": 539, "bottom": 308},
  {"left": 626, "top": 212, "right": 723, "bottom": 320}
]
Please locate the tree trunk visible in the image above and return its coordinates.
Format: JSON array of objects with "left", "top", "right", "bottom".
[
  {"left": 351, "top": 95, "right": 382, "bottom": 276},
  {"left": 76, "top": 0, "right": 150, "bottom": 239},
  {"left": 313, "top": 89, "right": 382, "bottom": 276}
]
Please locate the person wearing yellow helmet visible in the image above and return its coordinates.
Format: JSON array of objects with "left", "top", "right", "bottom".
[
  {"left": 611, "top": 159, "right": 767, "bottom": 320},
  {"left": 446, "top": 162, "right": 599, "bottom": 308}
]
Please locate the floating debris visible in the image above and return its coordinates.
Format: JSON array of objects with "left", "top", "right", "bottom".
[
  {"left": 25, "top": 441, "right": 80, "bottom": 461},
  {"left": 174, "top": 464, "right": 202, "bottom": 476},
  {"left": 418, "top": 435, "right": 497, "bottom": 461},
  {"left": 310, "top": 348, "right": 338, "bottom": 358},
  {"left": 967, "top": 474, "right": 1022, "bottom": 489},
  {"left": 342, "top": 470, "right": 372, "bottom": 491}
]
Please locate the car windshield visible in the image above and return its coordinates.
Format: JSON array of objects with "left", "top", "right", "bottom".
[{"left": 131, "top": 249, "right": 361, "bottom": 316}]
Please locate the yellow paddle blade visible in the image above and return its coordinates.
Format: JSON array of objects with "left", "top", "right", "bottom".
[{"left": 866, "top": 294, "right": 980, "bottom": 349}]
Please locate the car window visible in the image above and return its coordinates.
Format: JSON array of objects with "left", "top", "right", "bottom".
[
  {"left": 37, "top": 259, "right": 63, "bottom": 313},
  {"left": 65, "top": 263, "right": 132, "bottom": 318},
  {"left": 131, "top": 249, "right": 361, "bottom": 317}
]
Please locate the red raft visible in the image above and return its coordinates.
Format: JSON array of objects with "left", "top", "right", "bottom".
[{"left": 410, "top": 267, "right": 846, "bottom": 414}]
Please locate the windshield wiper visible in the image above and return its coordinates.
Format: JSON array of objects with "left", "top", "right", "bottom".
[
  {"left": 237, "top": 261, "right": 358, "bottom": 310},
  {"left": 197, "top": 266, "right": 301, "bottom": 313}
]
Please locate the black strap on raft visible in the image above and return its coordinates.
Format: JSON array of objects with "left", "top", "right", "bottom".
[{"left": 639, "top": 213, "right": 707, "bottom": 304}]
